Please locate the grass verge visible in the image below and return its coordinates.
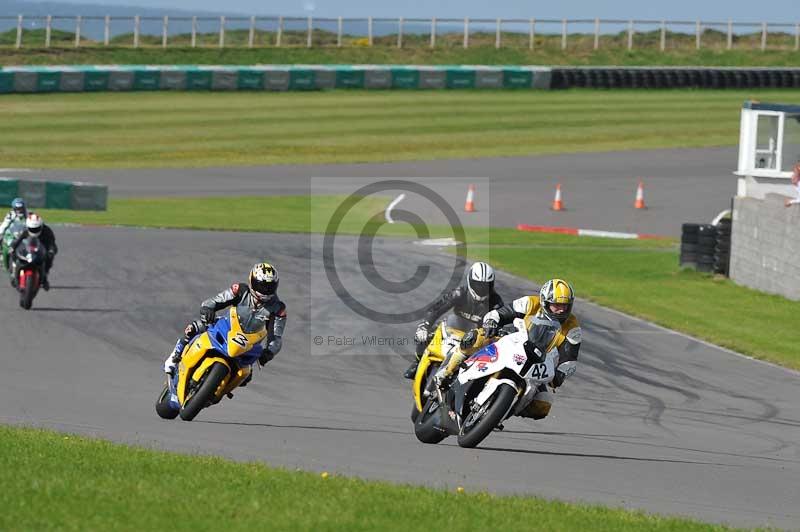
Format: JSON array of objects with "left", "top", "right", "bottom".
[
  {"left": 0, "top": 425, "right": 741, "bottom": 532},
  {"left": 3, "top": 90, "right": 800, "bottom": 168},
  {"left": 3, "top": 40, "right": 800, "bottom": 66},
  {"left": 40, "top": 196, "right": 798, "bottom": 369}
]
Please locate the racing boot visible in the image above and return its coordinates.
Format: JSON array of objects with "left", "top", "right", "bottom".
[
  {"left": 163, "top": 338, "right": 188, "bottom": 376},
  {"left": 516, "top": 384, "right": 554, "bottom": 420},
  {"left": 403, "top": 358, "right": 420, "bottom": 380},
  {"left": 41, "top": 273, "right": 49, "bottom": 291}
]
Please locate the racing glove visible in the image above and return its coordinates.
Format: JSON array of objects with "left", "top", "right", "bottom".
[
  {"left": 414, "top": 321, "right": 430, "bottom": 344},
  {"left": 482, "top": 318, "right": 499, "bottom": 338},
  {"left": 200, "top": 306, "right": 215, "bottom": 324}
]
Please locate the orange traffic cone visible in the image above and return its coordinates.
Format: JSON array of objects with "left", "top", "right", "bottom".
[
  {"left": 551, "top": 183, "right": 564, "bottom": 211},
  {"left": 634, "top": 180, "right": 646, "bottom": 209},
  {"left": 464, "top": 184, "right": 476, "bottom": 212}
]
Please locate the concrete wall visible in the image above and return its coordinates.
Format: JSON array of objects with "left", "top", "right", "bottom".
[{"left": 730, "top": 194, "right": 800, "bottom": 300}]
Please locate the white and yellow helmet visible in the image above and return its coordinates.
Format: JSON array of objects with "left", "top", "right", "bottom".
[{"left": 539, "top": 278, "right": 574, "bottom": 323}]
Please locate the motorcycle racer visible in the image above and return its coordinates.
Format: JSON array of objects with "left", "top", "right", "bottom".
[
  {"left": 163, "top": 262, "right": 287, "bottom": 382},
  {"left": 9, "top": 213, "right": 57, "bottom": 290},
  {"left": 404, "top": 262, "right": 504, "bottom": 379},
  {"left": 1, "top": 198, "right": 28, "bottom": 270},
  {"left": 437, "top": 278, "right": 582, "bottom": 420}
]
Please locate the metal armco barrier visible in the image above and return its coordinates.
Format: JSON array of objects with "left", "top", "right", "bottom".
[
  {"left": 0, "top": 178, "right": 107, "bottom": 211},
  {"left": 2, "top": 65, "right": 800, "bottom": 93}
]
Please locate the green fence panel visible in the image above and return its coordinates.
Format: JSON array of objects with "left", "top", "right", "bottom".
[
  {"left": 289, "top": 69, "right": 315, "bottom": 90},
  {"left": 237, "top": 70, "right": 265, "bottom": 90},
  {"left": 37, "top": 72, "right": 61, "bottom": 92},
  {"left": 133, "top": 70, "right": 161, "bottom": 91},
  {"left": 0, "top": 72, "right": 14, "bottom": 93},
  {"left": 185, "top": 70, "right": 213, "bottom": 90},
  {"left": 84, "top": 71, "right": 110, "bottom": 91},
  {"left": 335, "top": 69, "right": 366, "bottom": 89},
  {"left": 45, "top": 182, "right": 73, "bottom": 210},
  {"left": 446, "top": 69, "right": 476, "bottom": 89},
  {"left": 71, "top": 183, "right": 108, "bottom": 211},
  {"left": 391, "top": 68, "right": 420, "bottom": 89},
  {"left": 0, "top": 179, "right": 19, "bottom": 207},
  {"left": 503, "top": 69, "right": 533, "bottom": 88},
  {"left": 16, "top": 180, "right": 46, "bottom": 208}
]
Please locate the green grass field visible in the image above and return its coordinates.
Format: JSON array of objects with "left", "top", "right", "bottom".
[
  {"left": 0, "top": 425, "right": 743, "bottom": 532},
  {"left": 39, "top": 196, "right": 799, "bottom": 369},
  {"left": 2, "top": 90, "right": 800, "bottom": 168}
]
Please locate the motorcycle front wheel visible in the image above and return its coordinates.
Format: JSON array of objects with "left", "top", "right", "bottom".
[
  {"left": 20, "top": 278, "right": 35, "bottom": 310},
  {"left": 413, "top": 395, "right": 447, "bottom": 444},
  {"left": 457, "top": 383, "right": 517, "bottom": 449},
  {"left": 179, "top": 362, "right": 228, "bottom": 421}
]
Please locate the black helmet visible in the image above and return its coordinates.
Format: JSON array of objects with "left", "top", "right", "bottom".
[{"left": 249, "top": 262, "right": 279, "bottom": 302}]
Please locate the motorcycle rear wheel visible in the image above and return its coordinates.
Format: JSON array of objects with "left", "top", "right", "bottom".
[
  {"left": 155, "top": 382, "right": 179, "bottom": 419},
  {"left": 413, "top": 395, "right": 447, "bottom": 444},
  {"left": 457, "top": 384, "right": 517, "bottom": 449},
  {"left": 179, "top": 362, "right": 228, "bottom": 421}
]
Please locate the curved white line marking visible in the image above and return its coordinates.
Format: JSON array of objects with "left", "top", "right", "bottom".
[{"left": 385, "top": 193, "right": 406, "bottom": 224}]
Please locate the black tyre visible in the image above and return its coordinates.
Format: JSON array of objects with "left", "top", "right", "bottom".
[
  {"left": 457, "top": 383, "right": 518, "bottom": 449},
  {"left": 155, "top": 383, "right": 179, "bottom": 419},
  {"left": 680, "top": 243, "right": 699, "bottom": 254},
  {"left": 698, "top": 224, "right": 716, "bottom": 236},
  {"left": 697, "top": 262, "right": 714, "bottom": 273},
  {"left": 414, "top": 395, "right": 447, "bottom": 444},
  {"left": 681, "top": 223, "right": 699, "bottom": 234},
  {"left": 680, "top": 253, "right": 697, "bottom": 262},
  {"left": 698, "top": 236, "right": 717, "bottom": 249},
  {"left": 20, "top": 281, "right": 35, "bottom": 310},
  {"left": 681, "top": 234, "right": 699, "bottom": 244},
  {"left": 179, "top": 362, "right": 228, "bottom": 421},
  {"left": 411, "top": 364, "right": 438, "bottom": 423},
  {"left": 715, "top": 241, "right": 731, "bottom": 253}
]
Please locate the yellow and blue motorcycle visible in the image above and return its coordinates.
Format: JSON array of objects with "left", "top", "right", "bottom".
[{"left": 155, "top": 306, "right": 267, "bottom": 421}]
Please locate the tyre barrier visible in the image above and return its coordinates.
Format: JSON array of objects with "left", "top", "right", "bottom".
[
  {"left": 680, "top": 219, "right": 732, "bottom": 276},
  {"left": 550, "top": 67, "right": 800, "bottom": 90},
  {"left": 0, "top": 177, "right": 106, "bottom": 211}
]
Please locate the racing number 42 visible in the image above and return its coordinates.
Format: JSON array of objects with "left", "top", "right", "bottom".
[{"left": 531, "top": 364, "right": 548, "bottom": 379}]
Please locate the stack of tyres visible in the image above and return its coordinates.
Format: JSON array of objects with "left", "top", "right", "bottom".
[
  {"left": 696, "top": 224, "right": 717, "bottom": 272},
  {"left": 714, "top": 218, "right": 732, "bottom": 276},
  {"left": 680, "top": 223, "right": 699, "bottom": 268}
]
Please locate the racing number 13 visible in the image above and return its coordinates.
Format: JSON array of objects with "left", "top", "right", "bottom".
[{"left": 231, "top": 332, "right": 249, "bottom": 348}]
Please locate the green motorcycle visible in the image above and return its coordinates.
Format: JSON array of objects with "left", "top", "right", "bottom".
[{"left": 1, "top": 219, "right": 26, "bottom": 273}]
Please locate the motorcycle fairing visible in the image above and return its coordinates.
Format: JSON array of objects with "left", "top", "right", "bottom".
[{"left": 176, "top": 307, "right": 265, "bottom": 404}]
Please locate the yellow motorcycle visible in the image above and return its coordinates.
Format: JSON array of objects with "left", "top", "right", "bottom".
[
  {"left": 410, "top": 320, "right": 464, "bottom": 423},
  {"left": 155, "top": 306, "right": 267, "bottom": 421}
]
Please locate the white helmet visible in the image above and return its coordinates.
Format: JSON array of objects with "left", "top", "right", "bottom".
[
  {"left": 26, "top": 213, "right": 43, "bottom": 237},
  {"left": 467, "top": 262, "right": 495, "bottom": 301}
]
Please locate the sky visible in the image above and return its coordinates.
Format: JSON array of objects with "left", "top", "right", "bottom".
[{"left": 19, "top": 0, "right": 800, "bottom": 21}]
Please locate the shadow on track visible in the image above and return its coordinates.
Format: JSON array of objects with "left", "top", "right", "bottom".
[
  {"left": 33, "top": 307, "right": 123, "bottom": 313},
  {"left": 476, "top": 445, "right": 734, "bottom": 467},
  {"left": 198, "top": 419, "right": 407, "bottom": 436}
]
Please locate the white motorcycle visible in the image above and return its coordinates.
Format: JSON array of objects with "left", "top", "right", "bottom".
[{"left": 414, "top": 317, "right": 576, "bottom": 448}]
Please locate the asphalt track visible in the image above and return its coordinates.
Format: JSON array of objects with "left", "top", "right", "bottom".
[
  {"left": 1, "top": 227, "right": 798, "bottom": 529},
  {"left": 28, "top": 146, "right": 740, "bottom": 236}
]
